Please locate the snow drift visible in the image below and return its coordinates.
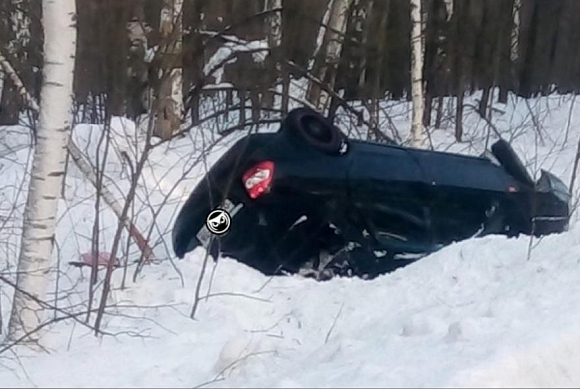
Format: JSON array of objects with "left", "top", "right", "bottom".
[
  {"left": 1, "top": 227, "right": 579, "bottom": 387},
  {"left": 1, "top": 93, "right": 580, "bottom": 387}
]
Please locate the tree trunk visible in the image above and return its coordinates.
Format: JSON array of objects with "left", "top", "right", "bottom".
[
  {"left": 423, "top": 94, "right": 432, "bottom": 127},
  {"left": 356, "top": 0, "right": 374, "bottom": 97},
  {"left": 126, "top": 3, "right": 151, "bottom": 119},
  {"left": 8, "top": 0, "right": 77, "bottom": 342},
  {"left": 443, "top": 0, "right": 453, "bottom": 21},
  {"left": 496, "top": 0, "right": 513, "bottom": 104},
  {"left": 266, "top": 0, "right": 282, "bottom": 49},
  {"left": 479, "top": 86, "right": 490, "bottom": 119},
  {"left": 410, "top": 0, "right": 424, "bottom": 147},
  {"left": 452, "top": 1, "right": 464, "bottom": 141},
  {"left": 154, "top": 0, "right": 183, "bottom": 140},
  {"left": 306, "top": 0, "right": 353, "bottom": 112},
  {"left": 435, "top": 95, "right": 443, "bottom": 128},
  {"left": 371, "top": 0, "right": 389, "bottom": 108},
  {"left": 239, "top": 89, "right": 247, "bottom": 124},
  {"left": 262, "top": 0, "right": 282, "bottom": 111},
  {"left": 510, "top": 0, "right": 522, "bottom": 63},
  {"left": 455, "top": 91, "right": 464, "bottom": 142},
  {"left": 281, "top": 67, "right": 290, "bottom": 114}
]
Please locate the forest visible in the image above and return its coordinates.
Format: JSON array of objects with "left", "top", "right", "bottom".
[{"left": 2, "top": 0, "right": 580, "bottom": 139}]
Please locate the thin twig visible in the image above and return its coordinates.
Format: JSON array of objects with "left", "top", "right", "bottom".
[
  {"left": 325, "top": 303, "right": 344, "bottom": 344},
  {"left": 190, "top": 243, "right": 212, "bottom": 320}
]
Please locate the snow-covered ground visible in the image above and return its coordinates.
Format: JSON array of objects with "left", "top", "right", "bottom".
[{"left": 1, "top": 93, "right": 580, "bottom": 387}]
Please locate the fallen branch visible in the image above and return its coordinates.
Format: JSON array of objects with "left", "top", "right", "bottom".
[
  {"left": 569, "top": 134, "right": 580, "bottom": 218},
  {"left": 0, "top": 50, "right": 155, "bottom": 263},
  {"left": 68, "top": 141, "right": 154, "bottom": 262},
  {"left": 0, "top": 51, "right": 39, "bottom": 113}
]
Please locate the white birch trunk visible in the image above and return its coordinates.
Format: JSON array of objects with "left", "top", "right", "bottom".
[
  {"left": 155, "top": 0, "right": 184, "bottom": 140},
  {"left": 265, "top": 0, "right": 282, "bottom": 48},
  {"left": 8, "top": 0, "right": 76, "bottom": 341},
  {"left": 307, "top": 0, "right": 352, "bottom": 111},
  {"left": 312, "top": 0, "right": 333, "bottom": 61},
  {"left": 510, "top": 0, "right": 522, "bottom": 62},
  {"left": 443, "top": 0, "right": 453, "bottom": 21},
  {"left": 172, "top": 0, "right": 184, "bottom": 120},
  {"left": 410, "top": 0, "right": 425, "bottom": 148},
  {"left": 262, "top": 0, "right": 282, "bottom": 112}
]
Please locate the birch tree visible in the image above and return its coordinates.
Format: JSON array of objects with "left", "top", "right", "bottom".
[
  {"left": 154, "top": 0, "right": 184, "bottom": 140},
  {"left": 410, "top": 0, "right": 425, "bottom": 147},
  {"left": 262, "top": 0, "right": 282, "bottom": 111},
  {"left": 265, "top": 0, "right": 282, "bottom": 48},
  {"left": 307, "top": 0, "right": 353, "bottom": 112},
  {"left": 510, "top": 0, "right": 522, "bottom": 62},
  {"left": 7, "top": 0, "right": 76, "bottom": 342},
  {"left": 443, "top": 0, "right": 453, "bottom": 21}
]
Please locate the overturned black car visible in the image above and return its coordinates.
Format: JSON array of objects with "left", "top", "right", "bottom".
[{"left": 173, "top": 108, "right": 570, "bottom": 279}]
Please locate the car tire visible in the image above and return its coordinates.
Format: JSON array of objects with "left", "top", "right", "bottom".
[
  {"left": 491, "top": 139, "right": 535, "bottom": 187},
  {"left": 282, "top": 107, "right": 347, "bottom": 155}
]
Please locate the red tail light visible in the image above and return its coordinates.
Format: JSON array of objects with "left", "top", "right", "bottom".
[{"left": 242, "top": 161, "right": 275, "bottom": 199}]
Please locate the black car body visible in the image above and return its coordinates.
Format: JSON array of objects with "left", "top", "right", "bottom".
[{"left": 173, "top": 108, "right": 570, "bottom": 279}]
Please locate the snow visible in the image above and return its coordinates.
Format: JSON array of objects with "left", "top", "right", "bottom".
[
  {"left": 2, "top": 229, "right": 580, "bottom": 387},
  {"left": 1, "top": 93, "right": 580, "bottom": 387},
  {"left": 203, "top": 36, "right": 269, "bottom": 83}
]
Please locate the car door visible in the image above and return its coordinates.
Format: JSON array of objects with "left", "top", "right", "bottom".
[
  {"left": 347, "top": 142, "right": 433, "bottom": 253},
  {"left": 411, "top": 149, "right": 509, "bottom": 244}
]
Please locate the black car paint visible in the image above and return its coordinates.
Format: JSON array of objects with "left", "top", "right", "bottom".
[{"left": 172, "top": 119, "right": 570, "bottom": 277}]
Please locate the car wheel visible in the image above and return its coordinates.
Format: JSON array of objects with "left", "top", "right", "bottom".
[{"left": 282, "top": 107, "right": 347, "bottom": 155}]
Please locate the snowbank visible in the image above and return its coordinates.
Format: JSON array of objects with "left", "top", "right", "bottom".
[
  {"left": 1, "top": 93, "right": 580, "bottom": 387},
  {"left": 1, "top": 226, "right": 579, "bottom": 387}
]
